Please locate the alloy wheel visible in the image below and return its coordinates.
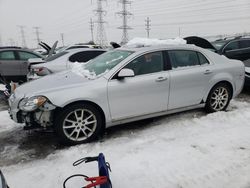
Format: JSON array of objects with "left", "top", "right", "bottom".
[
  {"left": 62, "top": 109, "right": 97, "bottom": 141},
  {"left": 210, "top": 87, "right": 229, "bottom": 111}
]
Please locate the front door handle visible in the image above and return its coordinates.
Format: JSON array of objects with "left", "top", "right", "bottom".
[
  {"left": 204, "top": 70, "right": 212, "bottom": 75},
  {"left": 156, "top": 76, "right": 168, "bottom": 82}
]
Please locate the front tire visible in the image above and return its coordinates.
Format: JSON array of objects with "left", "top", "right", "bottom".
[
  {"left": 54, "top": 103, "right": 103, "bottom": 145},
  {"left": 205, "top": 83, "right": 232, "bottom": 113}
]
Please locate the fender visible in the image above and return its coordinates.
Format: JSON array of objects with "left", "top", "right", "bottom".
[{"left": 203, "top": 72, "right": 234, "bottom": 102}]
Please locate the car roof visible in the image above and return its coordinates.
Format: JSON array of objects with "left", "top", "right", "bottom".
[
  {"left": 118, "top": 44, "right": 204, "bottom": 53},
  {"left": 65, "top": 48, "right": 107, "bottom": 53},
  {"left": 0, "top": 48, "right": 44, "bottom": 57}
]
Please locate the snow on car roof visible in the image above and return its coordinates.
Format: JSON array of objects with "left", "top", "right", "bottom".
[
  {"left": 125, "top": 37, "right": 186, "bottom": 47},
  {"left": 118, "top": 37, "right": 202, "bottom": 53}
]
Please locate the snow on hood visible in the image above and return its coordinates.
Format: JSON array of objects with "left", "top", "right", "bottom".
[
  {"left": 71, "top": 62, "right": 97, "bottom": 79},
  {"left": 71, "top": 62, "right": 108, "bottom": 79},
  {"left": 125, "top": 37, "right": 186, "bottom": 47}
]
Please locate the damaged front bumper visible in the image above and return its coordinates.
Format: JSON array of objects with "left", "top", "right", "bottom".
[{"left": 8, "top": 94, "right": 57, "bottom": 128}]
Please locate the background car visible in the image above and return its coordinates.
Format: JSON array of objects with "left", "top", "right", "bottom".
[
  {"left": 8, "top": 44, "right": 245, "bottom": 145},
  {"left": 185, "top": 36, "right": 250, "bottom": 62},
  {"left": 0, "top": 47, "right": 44, "bottom": 83},
  {"left": 212, "top": 37, "right": 250, "bottom": 62},
  {"left": 29, "top": 48, "right": 106, "bottom": 78}
]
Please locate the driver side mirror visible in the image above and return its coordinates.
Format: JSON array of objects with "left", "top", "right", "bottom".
[
  {"left": 118, "top": 68, "right": 135, "bottom": 78},
  {"left": 0, "top": 170, "right": 9, "bottom": 188}
]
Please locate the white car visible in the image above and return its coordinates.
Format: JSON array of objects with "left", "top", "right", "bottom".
[
  {"left": 29, "top": 48, "right": 106, "bottom": 78},
  {"left": 9, "top": 44, "right": 245, "bottom": 145}
]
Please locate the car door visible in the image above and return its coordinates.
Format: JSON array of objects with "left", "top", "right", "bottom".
[
  {"left": 222, "top": 41, "right": 243, "bottom": 60},
  {"left": 0, "top": 50, "right": 19, "bottom": 76},
  {"left": 17, "top": 51, "right": 42, "bottom": 75},
  {"left": 107, "top": 51, "right": 170, "bottom": 121},
  {"left": 239, "top": 39, "right": 250, "bottom": 61},
  {"left": 168, "top": 50, "right": 213, "bottom": 110}
]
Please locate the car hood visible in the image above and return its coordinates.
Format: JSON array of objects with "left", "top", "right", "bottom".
[
  {"left": 15, "top": 71, "right": 94, "bottom": 97},
  {"left": 184, "top": 36, "right": 217, "bottom": 51}
]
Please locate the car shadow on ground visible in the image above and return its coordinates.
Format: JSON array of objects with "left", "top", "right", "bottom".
[{"left": 0, "top": 89, "right": 250, "bottom": 166}]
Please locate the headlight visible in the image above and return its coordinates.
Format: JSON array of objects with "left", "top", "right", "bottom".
[{"left": 19, "top": 96, "right": 47, "bottom": 112}]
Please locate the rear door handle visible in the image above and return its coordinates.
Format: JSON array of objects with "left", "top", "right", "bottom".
[
  {"left": 156, "top": 76, "right": 168, "bottom": 82},
  {"left": 204, "top": 70, "right": 212, "bottom": 75}
]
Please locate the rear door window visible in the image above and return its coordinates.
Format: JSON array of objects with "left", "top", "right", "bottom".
[
  {"left": 18, "top": 51, "right": 40, "bottom": 60},
  {"left": 197, "top": 52, "right": 210, "bottom": 65},
  {"left": 0, "top": 51, "right": 16, "bottom": 60},
  {"left": 168, "top": 50, "right": 200, "bottom": 69},
  {"left": 224, "top": 41, "right": 240, "bottom": 51},
  {"left": 69, "top": 51, "right": 105, "bottom": 63},
  {"left": 240, "top": 40, "right": 250, "bottom": 49}
]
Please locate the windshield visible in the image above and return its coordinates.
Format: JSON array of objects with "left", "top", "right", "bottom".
[
  {"left": 211, "top": 40, "right": 228, "bottom": 50},
  {"left": 45, "top": 51, "right": 68, "bottom": 62},
  {"left": 83, "top": 50, "right": 134, "bottom": 76}
]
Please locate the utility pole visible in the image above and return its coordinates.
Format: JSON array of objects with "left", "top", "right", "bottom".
[
  {"left": 33, "top": 26, "right": 42, "bottom": 47},
  {"left": 61, "top": 33, "right": 65, "bottom": 46},
  {"left": 89, "top": 18, "right": 94, "bottom": 43},
  {"left": 0, "top": 34, "right": 2, "bottom": 46},
  {"left": 8, "top": 38, "right": 15, "bottom": 46},
  {"left": 145, "top": 17, "right": 151, "bottom": 38},
  {"left": 93, "top": 0, "right": 107, "bottom": 46},
  {"left": 17, "top": 25, "right": 27, "bottom": 48},
  {"left": 116, "top": 0, "right": 133, "bottom": 45}
]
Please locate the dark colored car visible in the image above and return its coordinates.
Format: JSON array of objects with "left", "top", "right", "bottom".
[
  {"left": 185, "top": 36, "right": 250, "bottom": 87},
  {"left": 0, "top": 47, "right": 44, "bottom": 83},
  {"left": 212, "top": 37, "right": 250, "bottom": 62},
  {"left": 185, "top": 36, "right": 250, "bottom": 61}
]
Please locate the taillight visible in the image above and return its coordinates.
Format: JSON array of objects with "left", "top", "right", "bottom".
[{"left": 33, "top": 67, "right": 44, "bottom": 73}]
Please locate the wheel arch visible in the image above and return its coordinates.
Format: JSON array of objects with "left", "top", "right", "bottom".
[
  {"left": 54, "top": 100, "right": 106, "bottom": 129},
  {"left": 203, "top": 80, "right": 234, "bottom": 102}
]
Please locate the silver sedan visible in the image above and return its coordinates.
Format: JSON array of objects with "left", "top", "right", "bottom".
[{"left": 8, "top": 45, "right": 245, "bottom": 145}]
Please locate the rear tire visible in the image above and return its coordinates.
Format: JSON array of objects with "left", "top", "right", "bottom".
[
  {"left": 205, "top": 83, "right": 232, "bottom": 113},
  {"left": 54, "top": 103, "right": 104, "bottom": 145}
]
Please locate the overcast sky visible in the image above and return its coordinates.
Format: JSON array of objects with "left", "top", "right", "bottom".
[{"left": 0, "top": 0, "right": 250, "bottom": 48}]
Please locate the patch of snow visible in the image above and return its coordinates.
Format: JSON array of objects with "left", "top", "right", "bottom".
[
  {"left": 71, "top": 62, "right": 108, "bottom": 79},
  {"left": 126, "top": 37, "right": 186, "bottom": 48},
  {"left": 0, "top": 111, "right": 17, "bottom": 133},
  {"left": 2, "top": 100, "right": 250, "bottom": 188},
  {"left": 0, "top": 84, "right": 6, "bottom": 90},
  {"left": 71, "top": 62, "right": 97, "bottom": 79},
  {"left": 245, "top": 67, "right": 250, "bottom": 73}
]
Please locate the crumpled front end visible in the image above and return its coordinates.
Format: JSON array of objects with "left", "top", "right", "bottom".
[{"left": 8, "top": 92, "right": 57, "bottom": 129}]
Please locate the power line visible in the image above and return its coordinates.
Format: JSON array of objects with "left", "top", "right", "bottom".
[
  {"left": 89, "top": 18, "right": 94, "bottom": 42},
  {"left": 17, "top": 25, "right": 27, "bottom": 48},
  {"left": 93, "top": 0, "right": 108, "bottom": 46},
  {"left": 145, "top": 17, "right": 151, "bottom": 38},
  {"left": 33, "top": 26, "right": 42, "bottom": 47},
  {"left": 116, "top": 0, "right": 133, "bottom": 45}
]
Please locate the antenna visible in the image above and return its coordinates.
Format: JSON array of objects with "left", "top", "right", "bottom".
[
  {"left": 116, "top": 0, "right": 133, "bottom": 45},
  {"left": 61, "top": 33, "right": 65, "bottom": 46}
]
